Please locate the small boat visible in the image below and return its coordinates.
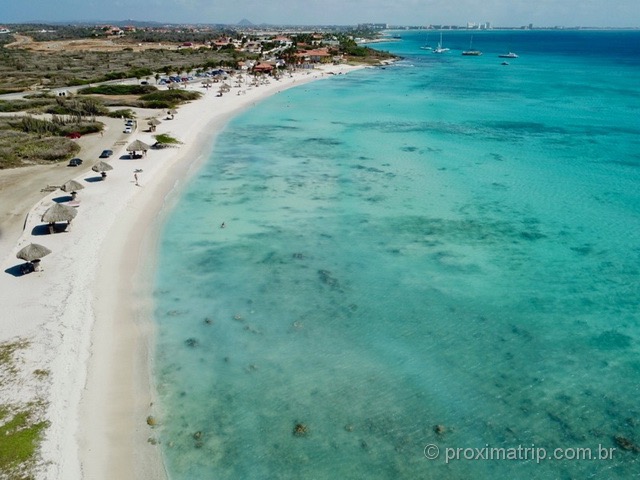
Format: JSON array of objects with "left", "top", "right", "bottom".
[
  {"left": 462, "top": 36, "right": 482, "bottom": 56},
  {"left": 432, "top": 32, "right": 449, "bottom": 54},
  {"left": 499, "top": 52, "right": 518, "bottom": 58},
  {"left": 420, "top": 34, "right": 432, "bottom": 50},
  {"left": 501, "top": 61, "right": 509, "bottom": 65}
]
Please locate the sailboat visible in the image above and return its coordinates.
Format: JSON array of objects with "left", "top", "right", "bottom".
[
  {"left": 462, "top": 36, "right": 482, "bottom": 56},
  {"left": 419, "top": 34, "right": 432, "bottom": 50},
  {"left": 432, "top": 32, "right": 450, "bottom": 54}
]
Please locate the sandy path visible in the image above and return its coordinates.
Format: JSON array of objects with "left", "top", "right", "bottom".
[{"left": 0, "top": 113, "right": 157, "bottom": 256}]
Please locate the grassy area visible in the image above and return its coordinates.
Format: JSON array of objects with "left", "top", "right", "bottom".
[
  {"left": 0, "top": 120, "right": 82, "bottom": 169},
  {"left": 0, "top": 29, "right": 239, "bottom": 91},
  {"left": 139, "top": 89, "right": 201, "bottom": 108},
  {"left": 0, "top": 87, "right": 201, "bottom": 168},
  {"left": 0, "top": 405, "right": 49, "bottom": 479},
  {"left": 0, "top": 340, "right": 29, "bottom": 374},
  {"left": 0, "top": 340, "right": 49, "bottom": 480},
  {"left": 77, "top": 84, "right": 158, "bottom": 96}
]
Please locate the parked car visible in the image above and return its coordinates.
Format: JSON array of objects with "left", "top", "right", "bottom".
[
  {"left": 68, "top": 158, "right": 83, "bottom": 167},
  {"left": 66, "top": 132, "right": 81, "bottom": 139},
  {"left": 124, "top": 126, "right": 133, "bottom": 134},
  {"left": 99, "top": 149, "right": 113, "bottom": 158}
]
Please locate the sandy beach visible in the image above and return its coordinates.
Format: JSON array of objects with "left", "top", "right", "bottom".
[{"left": 0, "top": 64, "right": 363, "bottom": 479}]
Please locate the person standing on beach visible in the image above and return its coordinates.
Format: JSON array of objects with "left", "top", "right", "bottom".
[{"left": 134, "top": 173, "right": 139, "bottom": 186}]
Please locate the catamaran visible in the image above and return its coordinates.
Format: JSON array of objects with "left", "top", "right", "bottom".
[{"left": 432, "top": 32, "right": 450, "bottom": 53}]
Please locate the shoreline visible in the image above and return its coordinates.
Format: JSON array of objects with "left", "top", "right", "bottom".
[{"left": 0, "top": 63, "right": 364, "bottom": 479}]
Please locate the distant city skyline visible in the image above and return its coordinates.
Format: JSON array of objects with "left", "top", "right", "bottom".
[{"left": 1, "top": 0, "right": 638, "bottom": 28}]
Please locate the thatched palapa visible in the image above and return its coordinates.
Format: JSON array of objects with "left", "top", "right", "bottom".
[
  {"left": 41, "top": 203, "right": 77, "bottom": 223},
  {"left": 16, "top": 243, "right": 51, "bottom": 262},
  {"left": 126, "top": 140, "right": 151, "bottom": 155},
  {"left": 92, "top": 161, "right": 113, "bottom": 173},
  {"left": 41, "top": 202, "right": 77, "bottom": 233},
  {"left": 60, "top": 180, "right": 84, "bottom": 193}
]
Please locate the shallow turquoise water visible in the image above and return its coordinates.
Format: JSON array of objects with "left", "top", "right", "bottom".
[{"left": 154, "top": 31, "right": 640, "bottom": 478}]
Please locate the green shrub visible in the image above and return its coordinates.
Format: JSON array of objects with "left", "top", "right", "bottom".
[
  {"left": 139, "top": 89, "right": 201, "bottom": 108},
  {"left": 107, "top": 108, "right": 135, "bottom": 118},
  {"left": 154, "top": 133, "right": 181, "bottom": 144},
  {"left": 78, "top": 85, "right": 157, "bottom": 95}
]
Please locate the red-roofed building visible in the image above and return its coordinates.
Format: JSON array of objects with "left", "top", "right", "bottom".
[
  {"left": 253, "top": 62, "right": 275, "bottom": 73},
  {"left": 295, "top": 48, "right": 332, "bottom": 63}
]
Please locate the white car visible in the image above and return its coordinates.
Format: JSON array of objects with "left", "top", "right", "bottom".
[{"left": 124, "top": 126, "right": 133, "bottom": 134}]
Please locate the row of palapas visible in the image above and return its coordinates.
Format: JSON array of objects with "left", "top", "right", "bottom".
[{"left": 16, "top": 139, "right": 153, "bottom": 273}]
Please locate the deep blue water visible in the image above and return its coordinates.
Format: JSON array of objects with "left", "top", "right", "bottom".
[{"left": 153, "top": 30, "right": 640, "bottom": 479}]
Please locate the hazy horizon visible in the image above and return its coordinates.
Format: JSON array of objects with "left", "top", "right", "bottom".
[{"left": 1, "top": 0, "right": 639, "bottom": 29}]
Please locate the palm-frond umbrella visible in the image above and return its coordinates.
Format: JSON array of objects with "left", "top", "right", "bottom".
[
  {"left": 16, "top": 243, "right": 51, "bottom": 262},
  {"left": 41, "top": 202, "right": 77, "bottom": 233},
  {"left": 147, "top": 117, "right": 161, "bottom": 132},
  {"left": 60, "top": 179, "right": 84, "bottom": 193},
  {"left": 16, "top": 243, "right": 51, "bottom": 271},
  {"left": 92, "top": 161, "right": 113, "bottom": 172},
  {"left": 92, "top": 161, "right": 113, "bottom": 179},
  {"left": 126, "top": 139, "right": 151, "bottom": 158}
]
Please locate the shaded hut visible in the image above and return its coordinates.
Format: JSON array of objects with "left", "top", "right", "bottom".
[
  {"left": 126, "top": 140, "right": 151, "bottom": 158},
  {"left": 60, "top": 179, "right": 85, "bottom": 200},
  {"left": 92, "top": 161, "right": 113, "bottom": 179},
  {"left": 147, "top": 118, "right": 161, "bottom": 132},
  {"left": 41, "top": 202, "right": 78, "bottom": 234},
  {"left": 16, "top": 243, "right": 51, "bottom": 272}
]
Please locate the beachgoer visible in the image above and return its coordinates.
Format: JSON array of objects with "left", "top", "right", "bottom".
[
  {"left": 134, "top": 173, "right": 139, "bottom": 186},
  {"left": 220, "top": 222, "right": 226, "bottom": 228}
]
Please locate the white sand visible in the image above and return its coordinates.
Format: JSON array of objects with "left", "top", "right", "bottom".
[{"left": 0, "top": 64, "right": 364, "bottom": 479}]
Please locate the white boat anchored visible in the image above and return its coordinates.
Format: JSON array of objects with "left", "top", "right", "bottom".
[
  {"left": 499, "top": 52, "right": 519, "bottom": 58},
  {"left": 419, "top": 34, "right": 432, "bottom": 50},
  {"left": 432, "top": 33, "right": 450, "bottom": 54}
]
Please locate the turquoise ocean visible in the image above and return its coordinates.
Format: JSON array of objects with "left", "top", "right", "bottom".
[{"left": 152, "top": 30, "right": 640, "bottom": 479}]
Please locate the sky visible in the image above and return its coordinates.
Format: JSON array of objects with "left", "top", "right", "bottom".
[{"left": 1, "top": 0, "right": 639, "bottom": 28}]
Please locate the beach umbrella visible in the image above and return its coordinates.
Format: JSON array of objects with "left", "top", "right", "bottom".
[
  {"left": 16, "top": 243, "right": 51, "bottom": 262},
  {"left": 60, "top": 179, "right": 84, "bottom": 193},
  {"left": 41, "top": 203, "right": 77, "bottom": 224},
  {"left": 147, "top": 118, "right": 161, "bottom": 126},
  {"left": 92, "top": 161, "right": 113, "bottom": 173},
  {"left": 126, "top": 140, "right": 151, "bottom": 153},
  {"left": 168, "top": 109, "right": 177, "bottom": 115}
]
